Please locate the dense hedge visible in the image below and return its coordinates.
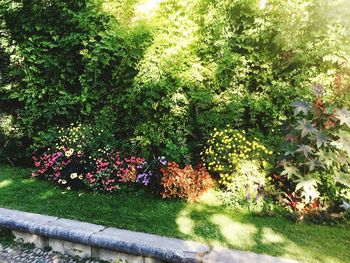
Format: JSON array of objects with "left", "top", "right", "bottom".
[{"left": 0, "top": 0, "right": 349, "bottom": 164}]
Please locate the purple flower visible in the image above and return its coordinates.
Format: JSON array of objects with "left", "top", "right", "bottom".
[{"left": 136, "top": 171, "right": 153, "bottom": 186}]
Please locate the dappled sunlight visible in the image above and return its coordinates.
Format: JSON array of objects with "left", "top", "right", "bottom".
[
  {"left": 174, "top": 201, "right": 318, "bottom": 261},
  {"left": 258, "top": 0, "right": 268, "bottom": 10},
  {"left": 101, "top": 0, "right": 138, "bottom": 25},
  {"left": 0, "top": 114, "right": 13, "bottom": 136},
  {"left": 261, "top": 227, "right": 284, "bottom": 244},
  {"left": 210, "top": 214, "right": 256, "bottom": 248},
  {"left": 0, "top": 179, "right": 13, "bottom": 189},
  {"left": 197, "top": 190, "right": 222, "bottom": 207},
  {"left": 134, "top": 0, "right": 163, "bottom": 19},
  {"left": 176, "top": 210, "right": 194, "bottom": 235}
]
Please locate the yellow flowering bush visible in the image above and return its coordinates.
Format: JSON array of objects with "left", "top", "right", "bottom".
[{"left": 201, "top": 128, "right": 273, "bottom": 186}]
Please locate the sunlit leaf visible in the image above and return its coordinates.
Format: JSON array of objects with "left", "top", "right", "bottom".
[
  {"left": 331, "top": 131, "right": 350, "bottom": 155},
  {"left": 291, "top": 101, "right": 311, "bottom": 116},
  {"left": 334, "top": 108, "right": 350, "bottom": 128},
  {"left": 281, "top": 165, "right": 300, "bottom": 179},
  {"left": 295, "top": 175, "right": 321, "bottom": 203}
]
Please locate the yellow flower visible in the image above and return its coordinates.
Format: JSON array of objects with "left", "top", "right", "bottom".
[{"left": 70, "top": 173, "right": 78, "bottom": 179}]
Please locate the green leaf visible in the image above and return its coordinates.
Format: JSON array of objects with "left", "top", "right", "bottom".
[
  {"left": 291, "top": 101, "right": 311, "bottom": 116},
  {"left": 283, "top": 143, "right": 297, "bottom": 156},
  {"left": 317, "top": 149, "right": 335, "bottom": 168},
  {"left": 305, "top": 158, "right": 322, "bottom": 171},
  {"left": 296, "top": 144, "right": 314, "bottom": 157},
  {"left": 312, "top": 131, "right": 330, "bottom": 149},
  {"left": 281, "top": 164, "right": 300, "bottom": 179},
  {"left": 334, "top": 108, "right": 350, "bottom": 128},
  {"left": 296, "top": 119, "right": 318, "bottom": 138}
]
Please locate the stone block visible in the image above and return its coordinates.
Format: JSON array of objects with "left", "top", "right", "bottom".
[
  {"left": 203, "top": 246, "right": 299, "bottom": 263},
  {"left": 91, "top": 247, "right": 144, "bottom": 263},
  {"left": 143, "top": 256, "right": 163, "bottom": 263},
  {"left": 0, "top": 208, "right": 58, "bottom": 233},
  {"left": 49, "top": 237, "right": 91, "bottom": 258},
  {"left": 89, "top": 228, "right": 209, "bottom": 263},
  {"left": 38, "top": 218, "right": 105, "bottom": 244},
  {"left": 13, "top": 230, "right": 49, "bottom": 249}
]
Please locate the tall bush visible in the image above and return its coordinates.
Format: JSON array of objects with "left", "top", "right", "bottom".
[{"left": 1, "top": 0, "right": 349, "bottom": 164}]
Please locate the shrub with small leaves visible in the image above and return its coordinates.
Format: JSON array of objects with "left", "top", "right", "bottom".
[
  {"left": 219, "top": 160, "right": 276, "bottom": 211},
  {"left": 160, "top": 162, "right": 214, "bottom": 202},
  {"left": 281, "top": 84, "right": 350, "bottom": 209},
  {"left": 201, "top": 128, "right": 273, "bottom": 186},
  {"left": 32, "top": 122, "right": 115, "bottom": 156}
]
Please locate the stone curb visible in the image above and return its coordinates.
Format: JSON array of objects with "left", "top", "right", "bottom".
[{"left": 0, "top": 208, "right": 299, "bottom": 263}]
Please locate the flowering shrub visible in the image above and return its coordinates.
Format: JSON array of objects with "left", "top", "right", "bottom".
[
  {"left": 32, "top": 147, "right": 87, "bottom": 190},
  {"left": 136, "top": 156, "right": 168, "bottom": 195},
  {"left": 280, "top": 85, "right": 350, "bottom": 211},
  {"left": 160, "top": 162, "right": 214, "bottom": 202},
  {"left": 32, "top": 147, "right": 150, "bottom": 192},
  {"left": 201, "top": 128, "right": 273, "bottom": 186},
  {"left": 85, "top": 152, "right": 148, "bottom": 193},
  {"left": 219, "top": 160, "right": 276, "bottom": 211}
]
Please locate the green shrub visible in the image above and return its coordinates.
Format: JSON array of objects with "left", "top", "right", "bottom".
[
  {"left": 1, "top": 0, "right": 350, "bottom": 164},
  {"left": 124, "top": 0, "right": 350, "bottom": 162},
  {"left": 31, "top": 122, "right": 116, "bottom": 157}
]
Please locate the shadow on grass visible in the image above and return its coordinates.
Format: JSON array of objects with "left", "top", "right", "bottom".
[
  {"left": 0, "top": 165, "right": 349, "bottom": 263},
  {"left": 175, "top": 196, "right": 350, "bottom": 263}
]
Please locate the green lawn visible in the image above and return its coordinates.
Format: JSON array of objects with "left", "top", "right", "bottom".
[{"left": 0, "top": 165, "right": 349, "bottom": 263}]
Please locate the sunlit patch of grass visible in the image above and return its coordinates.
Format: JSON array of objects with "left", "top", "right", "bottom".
[{"left": 0, "top": 179, "right": 12, "bottom": 189}]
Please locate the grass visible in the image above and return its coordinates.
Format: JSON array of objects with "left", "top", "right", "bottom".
[{"left": 0, "top": 165, "right": 349, "bottom": 263}]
